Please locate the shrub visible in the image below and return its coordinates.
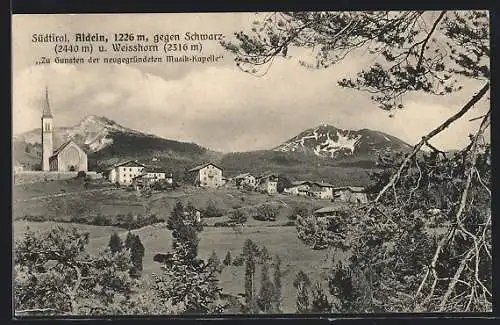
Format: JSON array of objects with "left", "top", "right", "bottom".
[
  {"left": 229, "top": 208, "right": 248, "bottom": 225},
  {"left": 76, "top": 171, "right": 87, "bottom": 178},
  {"left": 254, "top": 204, "right": 279, "bottom": 221},
  {"left": 203, "top": 200, "right": 223, "bottom": 218}
]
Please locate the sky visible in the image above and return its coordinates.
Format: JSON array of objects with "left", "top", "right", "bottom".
[{"left": 12, "top": 13, "right": 490, "bottom": 153}]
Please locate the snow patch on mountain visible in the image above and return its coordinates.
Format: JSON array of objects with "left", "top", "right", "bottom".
[
  {"left": 274, "top": 124, "right": 412, "bottom": 159},
  {"left": 313, "top": 131, "right": 362, "bottom": 158}
]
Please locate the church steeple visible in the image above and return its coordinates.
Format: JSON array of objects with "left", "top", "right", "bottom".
[
  {"left": 42, "top": 86, "right": 53, "bottom": 118},
  {"left": 41, "top": 87, "right": 54, "bottom": 171}
]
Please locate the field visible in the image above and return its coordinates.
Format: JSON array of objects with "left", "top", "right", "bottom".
[
  {"left": 12, "top": 178, "right": 349, "bottom": 314},
  {"left": 12, "top": 178, "right": 336, "bottom": 224},
  {"left": 13, "top": 220, "right": 345, "bottom": 314}
]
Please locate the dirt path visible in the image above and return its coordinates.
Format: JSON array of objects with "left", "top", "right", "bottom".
[{"left": 13, "top": 188, "right": 114, "bottom": 203}]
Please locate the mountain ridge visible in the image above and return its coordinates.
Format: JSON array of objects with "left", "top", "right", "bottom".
[{"left": 13, "top": 116, "right": 415, "bottom": 186}]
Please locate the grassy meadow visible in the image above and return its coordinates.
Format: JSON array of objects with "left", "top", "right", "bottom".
[
  {"left": 13, "top": 220, "right": 345, "bottom": 314},
  {"left": 12, "top": 178, "right": 349, "bottom": 313}
]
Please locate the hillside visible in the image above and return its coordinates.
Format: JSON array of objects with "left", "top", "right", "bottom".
[
  {"left": 221, "top": 150, "right": 376, "bottom": 186},
  {"left": 13, "top": 115, "right": 220, "bottom": 174}
]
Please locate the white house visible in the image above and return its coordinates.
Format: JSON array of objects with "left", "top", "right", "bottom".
[
  {"left": 284, "top": 181, "right": 312, "bottom": 196},
  {"left": 132, "top": 167, "right": 172, "bottom": 190},
  {"left": 108, "top": 160, "right": 145, "bottom": 186},
  {"left": 233, "top": 173, "right": 257, "bottom": 189},
  {"left": 187, "top": 162, "right": 224, "bottom": 188},
  {"left": 308, "top": 182, "right": 335, "bottom": 200},
  {"left": 257, "top": 173, "right": 279, "bottom": 194}
]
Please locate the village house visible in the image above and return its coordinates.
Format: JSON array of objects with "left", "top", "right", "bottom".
[
  {"left": 284, "top": 181, "right": 312, "bottom": 196},
  {"left": 232, "top": 173, "right": 257, "bottom": 190},
  {"left": 257, "top": 173, "right": 279, "bottom": 194},
  {"left": 41, "top": 88, "right": 88, "bottom": 172},
  {"left": 308, "top": 182, "right": 335, "bottom": 200},
  {"left": 332, "top": 186, "right": 368, "bottom": 204},
  {"left": 108, "top": 160, "right": 145, "bottom": 186},
  {"left": 187, "top": 162, "right": 224, "bottom": 188},
  {"left": 313, "top": 204, "right": 351, "bottom": 222},
  {"left": 132, "top": 167, "right": 172, "bottom": 190},
  {"left": 314, "top": 205, "right": 346, "bottom": 217}
]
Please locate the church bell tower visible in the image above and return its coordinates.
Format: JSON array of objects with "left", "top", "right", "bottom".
[{"left": 41, "top": 87, "right": 54, "bottom": 171}]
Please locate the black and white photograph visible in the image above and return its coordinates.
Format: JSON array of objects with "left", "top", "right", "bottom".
[{"left": 12, "top": 11, "right": 491, "bottom": 316}]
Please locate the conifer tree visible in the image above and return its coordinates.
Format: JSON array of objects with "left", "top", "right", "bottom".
[
  {"left": 223, "top": 251, "right": 232, "bottom": 266},
  {"left": 293, "top": 271, "right": 311, "bottom": 313},
  {"left": 108, "top": 232, "right": 122, "bottom": 254},
  {"left": 257, "top": 259, "right": 275, "bottom": 313},
  {"left": 272, "top": 255, "right": 283, "bottom": 313}
]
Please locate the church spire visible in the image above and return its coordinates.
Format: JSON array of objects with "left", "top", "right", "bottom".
[{"left": 42, "top": 86, "right": 53, "bottom": 118}]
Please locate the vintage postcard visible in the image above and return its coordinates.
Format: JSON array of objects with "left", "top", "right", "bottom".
[{"left": 12, "top": 11, "right": 491, "bottom": 316}]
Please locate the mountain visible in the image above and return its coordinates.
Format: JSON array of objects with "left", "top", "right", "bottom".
[
  {"left": 13, "top": 117, "right": 412, "bottom": 187},
  {"left": 13, "top": 115, "right": 219, "bottom": 173},
  {"left": 274, "top": 124, "right": 412, "bottom": 160}
]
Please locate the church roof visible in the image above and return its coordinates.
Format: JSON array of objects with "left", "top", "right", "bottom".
[
  {"left": 42, "top": 87, "right": 53, "bottom": 118},
  {"left": 49, "top": 140, "right": 81, "bottom": 160}
]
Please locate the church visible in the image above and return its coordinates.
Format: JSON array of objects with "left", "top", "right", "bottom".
[{"left": 41, "top": 88, "right": 88, "bottom": 172}]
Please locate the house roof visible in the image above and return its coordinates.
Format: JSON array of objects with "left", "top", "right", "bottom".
[
  {"left": 233, "top": 173, "right": 254, "bottom": 179},
  {"left": 309, "top": 184, "right": 323, "bottom": 191},
  {"left": 333, "top": 186, "right": 366, "bottom": 192},
  {"left": 289, "top": 180, "right": 312, "bottom": 187},
  {"left": 143, "top": 166, "right": 169, "bottom": 174},
  {"left": 42, "top": 87, "right": 53, "bottom": 118},
  {"left": 110, "top": 160, "right": 146, "bottom": 169},
  {"left": 49, "top": 140, "right": 84, "bottom": 160},
  {"left": 313, "top": 181, "right": 335, "bottom": 188},
  {"left": 187, "top": 162, "right": 223, "bottom": 173},
  {"left": 257, "top": 172, "right": 278, "bottom": 180},
  {"left": 314, "top": 204, "right": 350, "bottom": 214}
]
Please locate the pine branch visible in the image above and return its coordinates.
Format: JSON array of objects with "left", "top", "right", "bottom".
[{"left": 371, "top": 82, "right": 489, "bottom": 206}]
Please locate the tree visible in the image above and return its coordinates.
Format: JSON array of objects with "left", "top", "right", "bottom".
[
  {"left": 293, "top": 271, "right": 311, "bottom": 313},
  {"left": 310, "top": 282, "right": 333, "bottom": 313},
  {"left": 223, "top": 251, "right": 232, "bottom": 266},
  {"left": 14, "top": 226, "right": 134, "bottom": 316},
  {"left": 125, "top": 232, "right": 145, "bottom": 278},
  {"left": 152, "top": 202, "right": 223, "bottom": 314},
  {"left": 241, "top": 239, "right": 259, "bottom": 313},
  {"left": 222, "top": 10, "right": 491, "bottom": 312},
  {"left": 208, "top": 251, "right": 223, "bottom": 273},
  {"left": 272, "top": 255, "right": 283, "bottom": 313},
  {"left": 204, "top": 199, "right": 223, "bottom": 218},
  {"left": 108, "top": 232, "right": 123, "bottom": 254},
  {"left": 255, "top": 203, "right": 279, "bottom": 221},
  {"left": 229, "top": 208, "right": 248, "bottom": 234},
  {"left": 222, "top": 11, "right": 489, "bottom": 109},
  {"left": 256, "top": 259, "right": 275, "bottom": 313}
]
